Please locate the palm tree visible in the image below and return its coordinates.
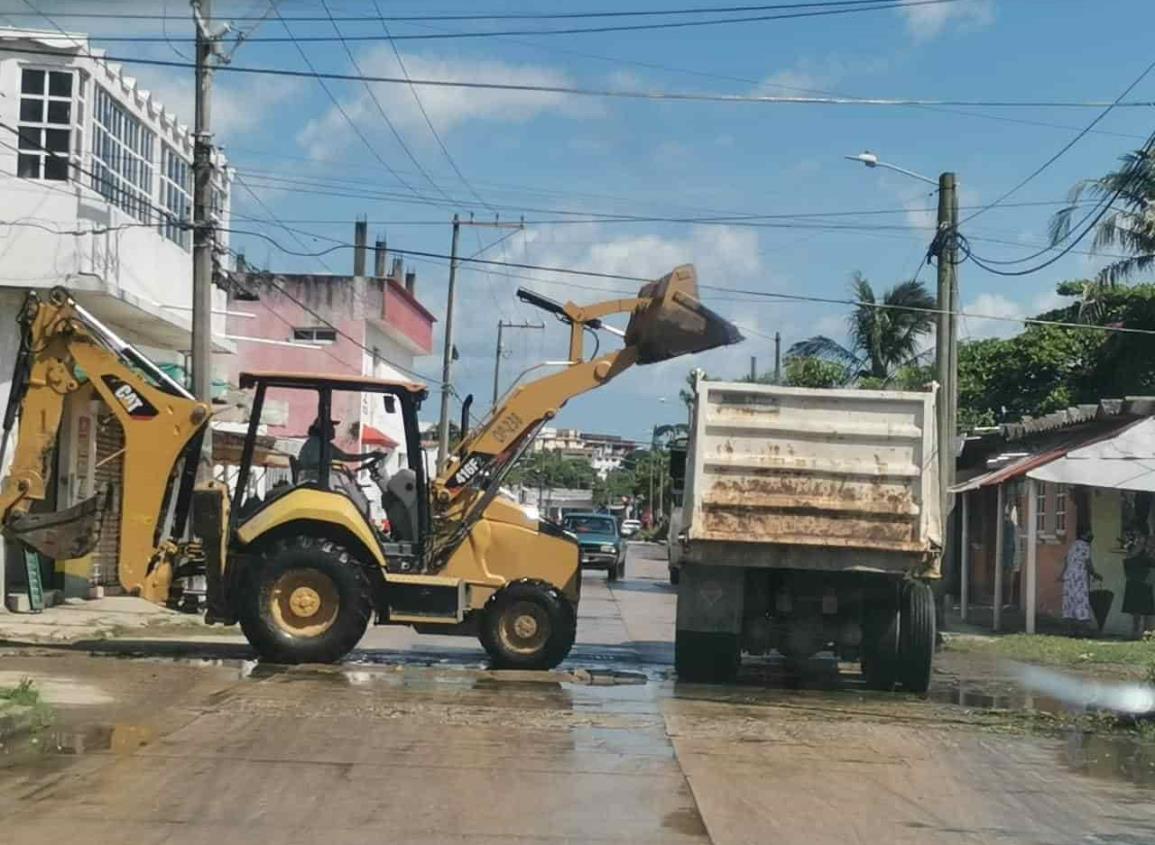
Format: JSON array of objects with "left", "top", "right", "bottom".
[
  {"left": 786, "top": 273, "right": 936, "bottom": 383},
  {"left": 1050, "top": 142, "right": 1155, "bottom": 286}
]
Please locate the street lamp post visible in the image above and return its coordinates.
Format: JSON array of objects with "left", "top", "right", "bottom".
[{"left": 845, "top": 152, "right": 958, "bottom": 519}]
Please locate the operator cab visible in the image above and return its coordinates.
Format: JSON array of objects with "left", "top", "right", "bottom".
[{"left": 229, "top": 371, "right": 431, "bottom": 555}]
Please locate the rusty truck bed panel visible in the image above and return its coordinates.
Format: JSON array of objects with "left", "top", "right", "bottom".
[{"left": 684, "top": 382, "right": 941, "bottom": 567}]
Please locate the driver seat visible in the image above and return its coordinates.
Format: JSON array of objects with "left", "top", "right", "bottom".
[{"left": 382, "top": 469, "right": 419, "bottom": 542}]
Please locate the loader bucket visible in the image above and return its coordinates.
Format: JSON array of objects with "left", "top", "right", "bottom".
[
  {"left": 625, "top": 264, "right": 743, "bottom": 365},
  {"left": 3, "top": 484, "right": 111, "bottom": 561}
]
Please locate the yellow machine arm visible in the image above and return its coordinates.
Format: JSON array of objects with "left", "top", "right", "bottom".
[
  {"left": 0, "top": 289, "right": 210, "bottom": 602},
  {"left": 428, "top": 265, "right": 741, "bottom": 555}
]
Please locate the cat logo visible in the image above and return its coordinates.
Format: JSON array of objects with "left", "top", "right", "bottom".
[{"left": 101, "top": 375, "right": 159, "bottom": 419}]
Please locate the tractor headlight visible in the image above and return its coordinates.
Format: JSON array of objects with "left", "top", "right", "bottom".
[{"left": 600, "top": 543, "right": 617, "bottom": 553}]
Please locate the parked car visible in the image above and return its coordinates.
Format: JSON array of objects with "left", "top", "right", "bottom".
[
  {"left": 563, "top": 512, "right": 626, "bottom": 581},
  {"left": 620, "top": 518, "right": 642, "bottom": 538}
]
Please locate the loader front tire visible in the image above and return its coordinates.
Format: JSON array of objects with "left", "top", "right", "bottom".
[
  {"left": 239, "top": 536, "right": 372, "bottom": 664},
  {"left": 480, "top": 580, "right": 576, "bottom": 670}
]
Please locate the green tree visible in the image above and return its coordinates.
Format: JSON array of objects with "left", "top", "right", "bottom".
[
  {"left": 956, "top": 282, "right": 1155, "bottom": 430},
  {"left": 783, "top": 356, "right": 849, "bottom": 388},
  {"left": 787, "top": 273, "right": 936, "bottom": 383},
  {"left": 1051, "top": 143, "right": 1155, "bottom": 286}
]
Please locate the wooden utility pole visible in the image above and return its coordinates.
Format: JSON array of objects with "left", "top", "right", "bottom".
[
  {"left": 191, "top": 0, "right": 217, "bottom": 478},
  {"left": 436, "top": 215, "right": 461, "bottom": 473},
  {"left": 935, "top": 172, "right": 959, "bottom": 519},
  {"left": 492, "top": 319, "right": 544, "bottom": 407}
]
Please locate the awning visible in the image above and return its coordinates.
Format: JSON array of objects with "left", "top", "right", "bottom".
[
  {"left": 951, "top": 447, "right": 1069, "bottom": 493},
  {"left": 1029, "top": 418, "right": 1155, "bottom": 491},
  {"left": 361, "top": 424, "right": 398, "bottom": 449}
]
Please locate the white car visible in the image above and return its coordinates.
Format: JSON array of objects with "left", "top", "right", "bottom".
[{"left": 620, "top": 518, "right": 642, "bottom": 538}]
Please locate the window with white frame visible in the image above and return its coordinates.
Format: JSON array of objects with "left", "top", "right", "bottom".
[
  {"left": 91, "top": 85, "right": 155, "bottom": 222},
  {"left": 1036, "top": 483, "right": 1048, "bottom": 532},
  {"left": 158, "top": 144, "right": 191, "bottom": 249},
  {"left": 292, "top": 327, "right": 337, "bottom": 345},
  {"left": 1055, "top": 483, "right": 1068, "bottom": 533},
  {"left": 17, "top": 68, "right": 74, "bottom": 181}
]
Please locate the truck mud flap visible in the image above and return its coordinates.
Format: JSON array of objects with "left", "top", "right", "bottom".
[{"left": 675, "top": 564, "right": 744, "bottom": 635}]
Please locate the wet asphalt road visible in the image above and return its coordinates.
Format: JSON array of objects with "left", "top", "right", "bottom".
[{"left": 1, "top": 543, "right": 1154, "bottom": 844}]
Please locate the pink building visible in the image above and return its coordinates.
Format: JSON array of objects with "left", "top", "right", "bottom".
[{"left": 222, "top": 222, "right": 435, "bottom": 479}]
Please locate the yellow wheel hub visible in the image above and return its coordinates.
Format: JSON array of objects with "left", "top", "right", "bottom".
[
  {"left": 497, "top": 600, "right": 550, "bottom": 656},
  {"left": 269, "top": 569, "right": 340, "bottom": 638}
]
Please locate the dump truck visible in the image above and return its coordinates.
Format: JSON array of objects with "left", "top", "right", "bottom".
[
  {"left": 0, "top": 268, "right": 740, "bottom": 668},
  {"left": 671, "top": 376, "right": 941, "bottom": 691}
]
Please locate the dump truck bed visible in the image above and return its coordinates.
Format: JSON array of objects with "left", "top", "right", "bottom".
[{"left": 682, "top": 381, "right": 941, "bottom": 574}]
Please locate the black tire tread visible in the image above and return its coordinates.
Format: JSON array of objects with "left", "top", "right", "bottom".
[
  {"left": 899, "top": 580, "right": 936, "bottom": 693},
  {"left": 238, "top": 535, "right": 373, "bottom": 665},
  {"left": 479, "top": 578, "right": 576, "bottom": 670},
  {"left": 675, "top": 630, "right": 739, "bottom": 683}
]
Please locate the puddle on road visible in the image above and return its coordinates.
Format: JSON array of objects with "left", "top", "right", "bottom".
[
  {"left": 1062, "top": 730, "right": 1155, "bottom": 787},
  {"left": 928, "top": 682, "right": 1068, "bottom": 715}
]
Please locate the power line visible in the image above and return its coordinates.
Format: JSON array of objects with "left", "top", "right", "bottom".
[
  {"left": 4, "top": 45, "right": 1151, "bottom": 110},
  {"left": 268, "top": 7, "right": 428, "bottom": 203},
  {"left": 0, "top": 1, "right": 968, "bottom": 23},
  {"left": 375, "top": 4, "right": 495, "bottom": 213},
  {"left": 960, "top": 57, "right": 1155, "bottom": 226},
  {"left": 317, "top": 0, "right": 453, "bottom": 202},
  {"left": 215, "top": 225, "right": 1155, "bottom": 338},
  {"left": 55, "top": 1, "right": 971, "bottom": 43}
]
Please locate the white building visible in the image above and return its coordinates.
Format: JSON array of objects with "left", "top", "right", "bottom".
[
  {"left": 533, "top": 427, "right": 634, "bottom": 479},
  {"left": 0, "top": 28, "right": 233, "bottom": 602}
]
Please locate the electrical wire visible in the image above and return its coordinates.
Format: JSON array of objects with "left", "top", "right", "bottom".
[
  {"left": 375, "top": 4, "right": 496, "bottom": 213},
  {"left": 269, "top": 7, "right": 428, "bottom": 203},
  {"left": 960, "top": 57, "right": 1155, "bottom": 226},
  {"left": 58, "top": 1, "right": 970, "bottom": 43},
  {"left": 0, "top": 1, "right": 970, "bottom": 24},
  {"left": 317, "top": 0, "right": 453, "bottom": 202},
  {"left": 3, "top": 45, "right": 1150, "bottom": 110}
]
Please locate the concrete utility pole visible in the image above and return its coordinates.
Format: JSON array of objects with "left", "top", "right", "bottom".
[
  {"left": 492, "top": 319, "right": 544, "bottom": 407},
  {"left": 191, "top": 0, "right": 217, "bottom": 479},
  {"left": 436, "top": 214, "right": 462, "bottom": 473},
  {"left": 749, "top": 356, "right": 757, "bottom": 381},
  {"left": 774, "top": 332, "right": 781, "bottom": 382},
  {"left": 935, "top": 173, "right": 959, "bottom": 518}
]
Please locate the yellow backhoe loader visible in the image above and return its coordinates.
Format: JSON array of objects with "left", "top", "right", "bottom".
[{"left": 0, "top": 266, "right": 740, "bottom": 666}]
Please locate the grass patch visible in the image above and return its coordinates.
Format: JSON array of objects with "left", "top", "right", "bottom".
[
  {"left": 947, "top": 633, "right": 1155, "bottom": 669},
  {"left": 0, "top": 677, "right": 40, "bottom": 708}
]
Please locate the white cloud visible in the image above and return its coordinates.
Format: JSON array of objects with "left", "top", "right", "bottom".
[
  {"left": 961, "top": 290, "right": 1063, "bottom": 339},
  {"left": 897, "top": 0, "right": 995, "bottom": 41},
  {"left": 139, "top": 70, "right": 302, "bottom": 141},
  {"left": 296, "top": 49, "right": 594, "bottom": 162}
]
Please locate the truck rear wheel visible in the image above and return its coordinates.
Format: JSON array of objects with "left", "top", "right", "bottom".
[
  {"left": 861, "top": 589, "right": 900, "bottom": 691},
  {"left": 899, "top": 580, "right": 936, "bottom": 693},
  {"left": 675, "top": 630, "right": 739, "bottom": 683},
  {"left": 239, "top": 536, "right": 372, "bottom": 664},
  {"left": 480, "top": 580, "right": 576, "bottom": 670}
]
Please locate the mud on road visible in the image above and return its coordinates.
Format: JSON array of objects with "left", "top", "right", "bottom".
[{"left": 2, "top": 544, "right": 1153, "bottom": 844}]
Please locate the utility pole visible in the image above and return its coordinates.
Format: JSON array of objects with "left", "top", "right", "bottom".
[
  {"left": 436, "top": 216, "right": 525, "bottom": 472},
  {"left": 191, "top": 0, "right": 216, "bottom": 479},
  {"left": 935, "top": 172, "right": 959, "bottom": 519},
  {"left": 774, "top": 332, "right": 782, "bottom": 382},
  {"left": 436, "top": 214, "right": 461, "bottom": 473},
  {"left": 749, "top": 355, "right": 757, "bottom": 381},
  {"left": 492, "top": 319, "right": 544, "bottom": 407}
]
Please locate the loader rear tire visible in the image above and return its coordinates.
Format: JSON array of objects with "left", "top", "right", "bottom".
[
  {"left": 480, "top": 579, "right": 576, "bottom": 670},
  {"left": 239, "top": 536, "right": 372, "bottom": 664}
]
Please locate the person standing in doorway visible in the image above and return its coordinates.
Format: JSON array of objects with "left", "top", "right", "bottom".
[
  {"left": 1060, "top": 530, "right": 1100, "bottom": 637},
  {"left": 1122, "top": 533, "right": 1154, "bottom": 639}
]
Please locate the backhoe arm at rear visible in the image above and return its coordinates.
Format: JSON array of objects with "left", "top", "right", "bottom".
[{"left": 0, "top": 289, "right": 211, "bottom": 602}]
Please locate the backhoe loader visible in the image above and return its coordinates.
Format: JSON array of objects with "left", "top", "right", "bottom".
[{"left": 0, "top": 265, "right": 741, "bottom": 667}]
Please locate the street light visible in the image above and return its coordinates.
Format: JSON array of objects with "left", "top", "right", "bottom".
[
  {"left": 844, "top": 151, "right": 959, "bottom": 529},
  {"left": 844, "top": 151, "right": 938, "bottom": 186}
]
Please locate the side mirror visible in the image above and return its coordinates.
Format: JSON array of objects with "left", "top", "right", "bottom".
[{"left": 383, "top": 395, "right": 396, "bottom": 414}]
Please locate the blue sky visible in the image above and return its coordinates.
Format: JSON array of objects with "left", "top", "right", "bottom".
[{"left": 14, "top": 0, "right": 1155, "bottom": 440}]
